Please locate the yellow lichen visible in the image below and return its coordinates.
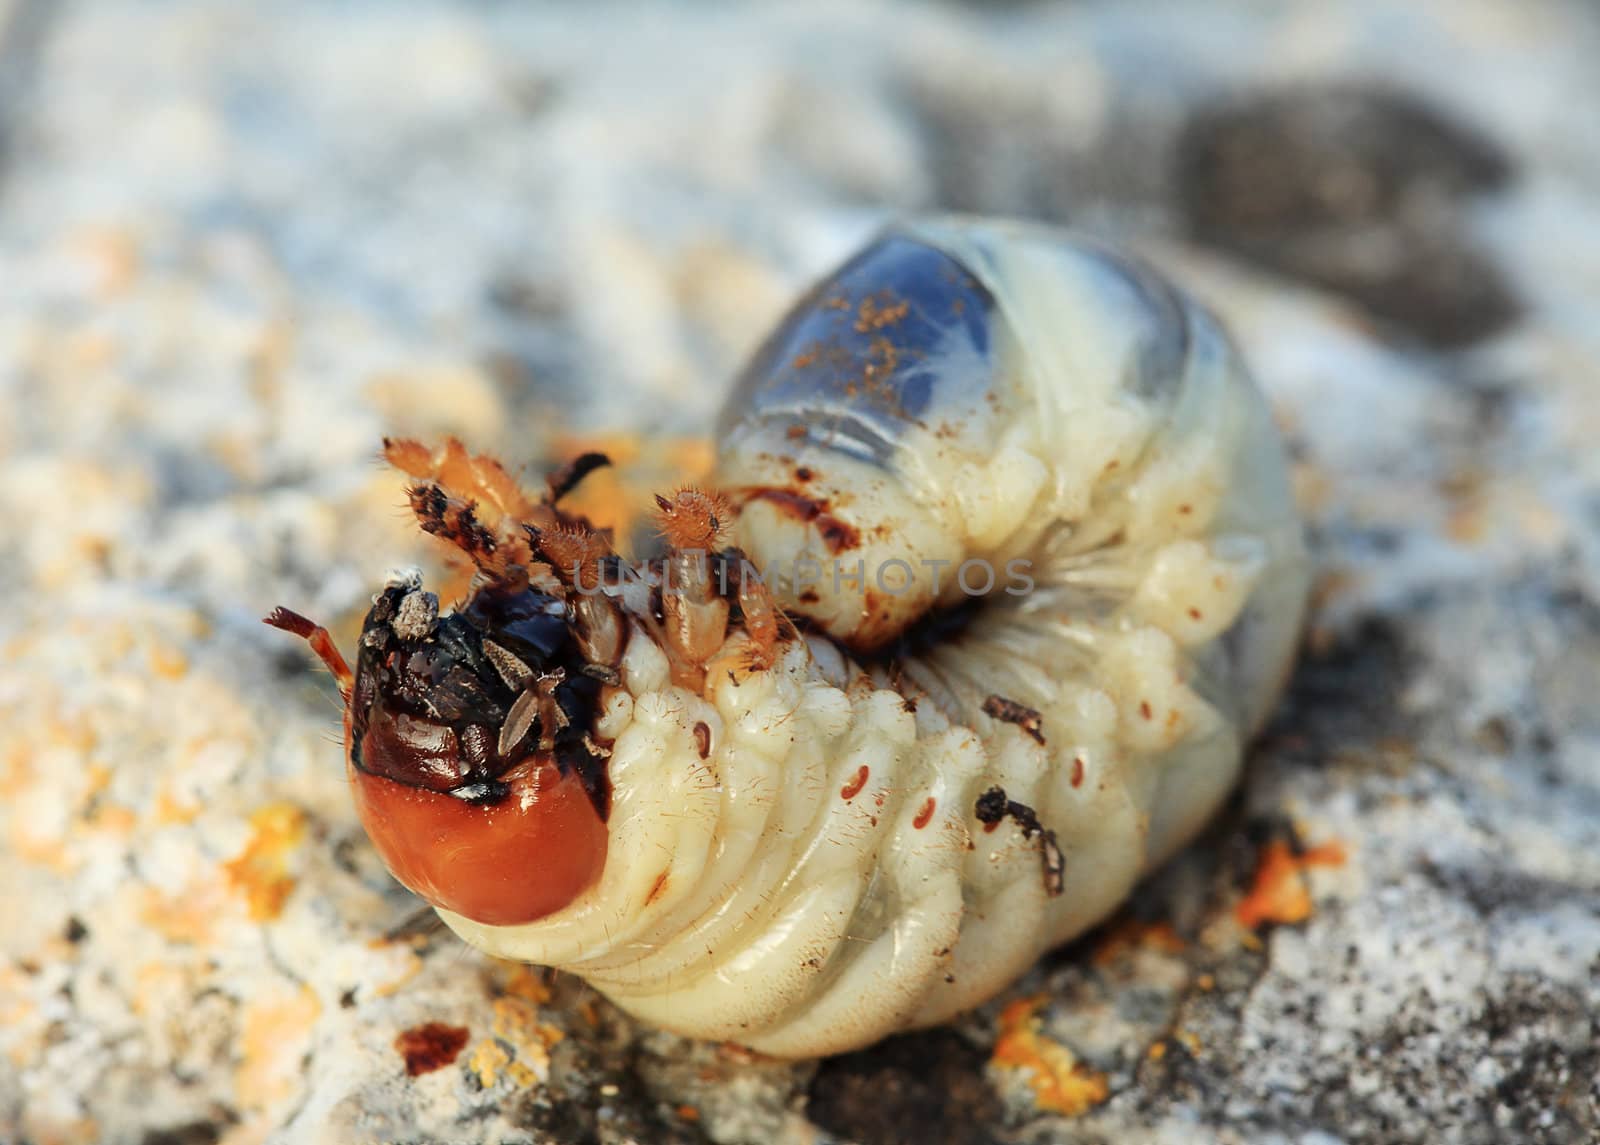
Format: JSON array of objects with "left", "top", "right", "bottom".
[
  {"left": 223, "top": 802, "right": 307, "bottom": 922},
  {"left": 1235, "top": 838, "right": 1347, "bottom": 930},
  {"left": 235, "top": 984, "right": 322, "bottom": 1111},
  {"left": 466, "top": 1038, "right": 512, "bottom": 1088},
  {"left": 991, "top": 997, "right": 1110, "bottom": 1117},
  {"left": 1091, "top": 917, "right": 1186, "bottom": 966},
  {"left": 140, "top": 874, "right": 230, "bottom": 944},
  {"left": 502, "top": 963, "right": 553, "bottom": 1005}
]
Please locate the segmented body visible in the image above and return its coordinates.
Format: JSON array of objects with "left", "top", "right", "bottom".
[{"left": 435, "top": 219, "right": 1309, "bottom": 1056}]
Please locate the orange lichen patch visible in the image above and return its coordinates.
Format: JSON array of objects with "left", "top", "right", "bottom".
[
  {"left": 1091, "top": 918, "right": 1186, "bottom": 967},
  {"left": 552, "top": 432, "right": 714, "bottom": 553},
  {"left": 462, "top": 996, "right": 565, "bottom": 1088},
  {"left": 500, "top": 963, "right": 554, "bottom": 1006},
  {"left": 1, "top": 962, "right": 47, "bottom": 1068},
  {"left": 368, "top": 948, "right": 425, "bottom": 998},
  {"left": 130, "top": 959, "right": 204, "bottom": 1019},
  {"left": 504, "top": 1059, "right": 544, "bottom": 1087},
  {"left": 677, "top": 1105, "right": 702, "bottom": 1123},
  {"left": 18, "top": 1111, "right": 101, "bottom": 1145},
  {"left": 1235, "top": 838, "right": 1348, "bottom": 930},
  {"left": 235, "top": 984, "right": 322, "bottom": 1111},
  {"left": 991, "top": 997, "right": 1110, "bottom": 1117},
  {"left": 88, "top": 803, "right": 137, "bottom": 835},
  {"left": 466, "top": 1038, "right": 512, "bottom": 1088},
  {"left": 0, "top": 744, "right": 32, "bottom": 799},
  {"left": 155, "top": 787, "right": 202, "bottom": 825},
  {"left": 66, "top": 224, "right": 141, "bottom": 294},
  {"left": 82, "top": 764, "right": 113, "bottom": 801},
  {"left": 492, "top": 996, "right": 563, "bottom": 1052},
  {"left": 141, "top": 874, "right": 231, "bottom": 944},
  {"left": 78, "top": 762, "right": 131, "bottom": 833},
  {"left": 577, "top": 997, "right": 602, "bottom": 1028},
  {"left": 147, "top": 641, "right": 189, "bottom": 680},
  {"left": 10, "top": 816, "right": 78, "bottom": 872},
  {"left": 395, "top": 1022, "right": 471, "bottom": 1077},
  {"left": 223, "top": 803, "right": 308, "bottom": 922}
]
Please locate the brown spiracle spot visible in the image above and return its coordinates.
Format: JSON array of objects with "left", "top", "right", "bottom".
[
  {"left": 395, "top": 1022, "right": 470, "bottom": 1076},
  {"left": 913, "top": 797, "right": 937, "bottom": 830},
  {"left": 841, "top": 765, "right": 871, "bottom": 801},
  {"left": 693, "top": 721, "right": 711, "bottom": 760},
  {"left": 646, "top": 869, "right": 671, "bottom": 906}
]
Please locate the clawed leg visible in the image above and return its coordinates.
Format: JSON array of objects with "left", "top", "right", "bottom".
[
  {"left": 406, "top": 482, "right": 537, "bottom": 575},
  {"left": 383, "top": 436, "right": 544, "bottom": 526}
]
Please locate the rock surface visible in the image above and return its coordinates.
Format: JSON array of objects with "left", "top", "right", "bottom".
[{"left": 1, "top": 2, "right": 1597, "bottom": 1143}]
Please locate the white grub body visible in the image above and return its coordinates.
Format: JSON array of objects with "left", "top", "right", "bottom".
[{"left": 441, "top": 219, "right": 1309, "bottom": 1057}]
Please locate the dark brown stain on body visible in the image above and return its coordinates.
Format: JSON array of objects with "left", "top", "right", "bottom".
[
  {"left": 743, "top": 487, "right": 861, "bottom": 554},
  {"left": 981, "top": 694, "right": 1046, "bottom": 745}
]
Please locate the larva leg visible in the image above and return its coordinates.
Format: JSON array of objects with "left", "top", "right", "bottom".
[
  {"left": 733, "top": 571, "right": 780, "bottom": 673},
  {"left": 652, "top": 489, "right": 734, "bottom": 686},
  {"left": 406, "top": 481, "right": 526, "bottom": 574},
  {"left": 383, "top": 435, "right": 542, "bottom": 525}
]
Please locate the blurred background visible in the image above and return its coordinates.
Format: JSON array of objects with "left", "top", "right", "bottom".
[{"left": 1, "top": 2, "right": 1597, "bottom": 1143}]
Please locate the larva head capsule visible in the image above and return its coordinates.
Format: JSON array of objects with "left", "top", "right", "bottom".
[
  {"left": 267, "top": 572, "right": 612, "bottom": 927},
  {"left": 714, "top": 219, "right": 1199, "bottom": 653}
]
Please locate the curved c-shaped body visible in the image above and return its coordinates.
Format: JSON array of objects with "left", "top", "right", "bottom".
[{"left": 433, "top": 220, "right": 1310, "bottom": 1057}]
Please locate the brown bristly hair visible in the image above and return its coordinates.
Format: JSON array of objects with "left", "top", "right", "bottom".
[
  {"left": 654, "top": 487, "right": 733, "bottom": 552},
  {"left": 534, "top": 523, "right": 613, "bottom": 592}
]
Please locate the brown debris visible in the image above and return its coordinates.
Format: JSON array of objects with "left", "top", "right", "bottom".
[
  {"left": 981, "top": 694, "right": 1046, "bottom": 744},
  {"left": 974, "top": 786, "right": 1065, "bottom": 897},
  {"left": 395, "top": 1022, "right": 471, "bottom": 1077}
]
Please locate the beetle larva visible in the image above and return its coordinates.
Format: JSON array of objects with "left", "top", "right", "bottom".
[{"left": 268, "top": 218, "right": 1307, "bottom": 1058}]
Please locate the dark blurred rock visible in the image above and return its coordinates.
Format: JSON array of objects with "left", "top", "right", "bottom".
[
  {"left": 807, "top": 1031, "right": 1005, "bottom": 1145},
  {"left": 1177, "top": 85, "right": 1520, "bottom": 347}
]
